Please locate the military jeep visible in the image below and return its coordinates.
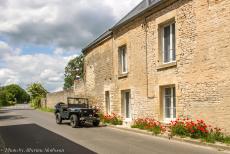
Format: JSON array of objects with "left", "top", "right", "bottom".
[{"left": 54, "top": 97, "right": 100, "bottom": 128}]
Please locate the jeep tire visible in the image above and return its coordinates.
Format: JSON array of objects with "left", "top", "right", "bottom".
[
  {"left": 56, "top": 113, "right": 62, "bottom": 124},
  {"left": 93, "top": 121, "right": 100, "bottom": 127},
  {"left": 70, "top": 115, "right": 79, "bottom": 128}
]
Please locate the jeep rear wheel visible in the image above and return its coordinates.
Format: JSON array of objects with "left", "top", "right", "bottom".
[
  {"left": 56, "top": 113, "right": 62, "bottom": 124},
  {"left": 93, "top": 121, "right": 100, "bottom": 127},
  {"left": 70, "top": 115, "right": 79, "bottom": 128}
]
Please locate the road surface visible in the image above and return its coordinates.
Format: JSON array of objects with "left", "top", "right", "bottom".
[{"left": 0, "top": 104, "right": 229, "bottom": 154}]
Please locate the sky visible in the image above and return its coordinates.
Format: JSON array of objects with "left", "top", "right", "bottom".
[{"left": 0, "top": 0, "right": 142, "bottom": 92}]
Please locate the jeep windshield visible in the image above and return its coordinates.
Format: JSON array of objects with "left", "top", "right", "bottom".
[{"left": 67, "top": 97, "right": 89, "bottom": 108}]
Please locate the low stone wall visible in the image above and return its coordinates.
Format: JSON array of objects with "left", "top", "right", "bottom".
[
  {"left": 46, "top": 89, "right": 74, "bottom": 109},
  {"left": 74, "top": 80, "right": 86, "bottom": 97},
  {"left": 40, "top": 98, "right": 47, "bottom": 108}
]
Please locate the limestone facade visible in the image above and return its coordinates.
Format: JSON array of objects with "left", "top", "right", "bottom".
[{"left": 75, "top": 0, "right": 230, "bottom": 131}]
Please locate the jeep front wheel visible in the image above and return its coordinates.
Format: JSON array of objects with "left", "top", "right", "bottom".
[
  {"left": 70, "top": 115, "right": 79, "bottom": 128},
  {"left": 56, "top": 113, "right": 62, "bottom": 124}
]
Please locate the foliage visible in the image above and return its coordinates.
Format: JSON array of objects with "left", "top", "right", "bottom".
[
  {"left": 131, "top": 118, "right": 165, "bottom": 135},
  {"left": 64, "top": 54, "right": 84, "bottom": 89},
  {"left": 170, "top": 121, "right": 189, "bottom": 137},
  {"left": 0, "top": 90, "right": 8, "bottom": 106},
  {"left": 30, "top": 97, "right": 42, "bottom": 108},
  {"left": 170, "top": 118, "right": 230, "bottom": 144},
  {"left": 39, "top": 107, "right": 55, "bottom": 113},
  {"left": 4, "top": 84, "right": 30, "bottom": 104},
  {"left": 27, "top": 83, "right": 48, "bottom": 108},
  {"left": 0, "top": 84, "right": 29, "bottom": 106},
  {"left": 27, "top": 83, "right": 48, "bottom": 99},
  {"left": 101, "top": 113, "right": 123, "bottom": 125},
  {"left": 170, "top": 118, "right": 209, "bottom": 139},
  {"left": 223, "top": 136, "right": 230, "bottom": 145}
]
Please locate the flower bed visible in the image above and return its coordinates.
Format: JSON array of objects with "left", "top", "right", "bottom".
[
  {"left": 131, "top": 118, "right": 165, "bottom": 135},
  {"left": 131, "top": 117, "right": 230, "bottom": 145},
  {"left": 170, "top": 118, "right": 230, "bottom": 144},
  {"left": 100, "top": 113, "right": 123, "bottom": 125}
]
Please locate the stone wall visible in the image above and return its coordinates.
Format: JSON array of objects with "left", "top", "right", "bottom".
[
  {"left": 83, "top": 38, "right": 114, "bottom": 111},
  {"left": 46, "top": 89, "right": 74, "bottom": 108},
  {"left": 78, "top": 0, "right": 230, "bottom": 132},
  {"left": 181, "top": 0, "right": 230, "bottom": 132},
  {"left": 74, "top": 80, "right": 86, "bottom": 97},
  {"left": 145, "top": 0, "right": 230, "bottom": 132}
]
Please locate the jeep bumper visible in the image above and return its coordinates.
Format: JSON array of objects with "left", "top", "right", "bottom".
[{"left": 79, "top": 116, "right": 100, "bottom": 122}]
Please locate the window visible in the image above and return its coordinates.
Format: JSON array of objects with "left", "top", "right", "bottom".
[
  {"left": 118, "top": 46, "right": 128, "bottom": 74},
  {"left": 163, "top": 87, "right": 176, "bottom": 121},
  {"left": 105, "top": 91, "right": 110, "bottom": 114},
  {"left": 162, "top": 22, "right": 176, "bottom": 63},
  {"left": 121, "top": 90, "right": 131, "bottom": 118}
]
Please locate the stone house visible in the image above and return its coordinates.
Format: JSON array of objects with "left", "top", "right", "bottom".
[{"left": 76, "top": 0, "right": 230, "bottom": 131}]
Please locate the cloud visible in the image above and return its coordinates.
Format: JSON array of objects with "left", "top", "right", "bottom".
[
  {"left": 0, "top": 68, "right": 19, "bottom": 85},
  {"left": 0, "top": 41, "right": 76, "bottom": 92},
  {"left": 0, "top": 0, "right": 142, "bottom": 91},
  {"left": 0, "top": 41, "right": 20, "bottom": 58},
  {"left": 0, "top": 0, "right": 142, "bottom": 49}
]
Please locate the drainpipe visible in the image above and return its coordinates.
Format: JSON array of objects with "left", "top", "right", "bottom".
[{"left": 144, "top": 18, "right": 149, "bottom": 99}]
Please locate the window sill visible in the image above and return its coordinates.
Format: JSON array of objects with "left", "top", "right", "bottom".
[
  {"left": 159, "top": 119, "right": 176, "bottom": 125},
  {"left": 118, "top": 73, "right": 128, "bottom": 79},
  {"left": 157, "top": 62, "right": 177, "bottom": 71},
  {"left": 124, "top": 118, "right": 132, "bottom": 122}
]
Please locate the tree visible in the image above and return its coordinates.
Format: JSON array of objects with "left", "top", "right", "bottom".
[
  {"left": 4, "top": 84, "right": 30, "bottom": 104},
  {"left": 0, "top": 84, "right": 30, "bottom": 106},
  {"left": 0, "top": 90, "right": 7, "bottom": 106},
  {"left": 27, "top": 83, "right": 48, "bottom": 108},
  {"left": 64, "top": 54, "right": 84, "bottom": 89}
]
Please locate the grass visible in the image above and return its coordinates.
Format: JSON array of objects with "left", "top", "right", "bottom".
[
  {"left": 223, "top": 136, "right": 230, "bottom": 145},
  {"left": 38, "top": 107, "right": 54, "bottom": 113}
]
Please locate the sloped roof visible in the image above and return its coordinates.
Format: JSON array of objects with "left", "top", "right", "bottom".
[
  {"left": 82, "top": 30, "right": 112, "bottom": 53},
  {"left": 113, "top": 0, "right": 161, "bottom": 28},
  {"left": 82, "top": 0, "right": 162, "bottom": 53},
  {"left": 113, "top": 0, "right": 161, "bottom": 29}
]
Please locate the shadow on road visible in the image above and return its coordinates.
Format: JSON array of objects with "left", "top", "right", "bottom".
[
  {"left": 0, "top": 110, "right": 10, "bottom": 114},
  {"left": 0, "top": 124, "right": 96, "bottom": 154},
  {"left": 59, "top": 121, "right": 107, "bottom": 129},
  {"left": 0, "top": 115, "right": 27, "bottom": 121}
]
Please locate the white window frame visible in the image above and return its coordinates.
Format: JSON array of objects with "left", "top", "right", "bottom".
[
  {"left": 119, "top": 46, "right": 128, "bottom": 74},
  {"left": 122, "top": 90, "right": 131, "bottom": 119},
  {"left": 162, "top": 22, "right": 176, "bottom": 64},
  {"left": 105, "top": 91, "right": 111, "bottom": 114},
  {"left": 163, "top": 86, "right": 176, "bottom": 122}
]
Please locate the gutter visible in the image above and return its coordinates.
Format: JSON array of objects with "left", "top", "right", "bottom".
[
  {"left": 82, "top": 0, "right": 177, "bottom": 55},
  {"left": 82, "top": 31, "right": 113, "bottom": 55},
  {"left": 110, "top": 0, "right": 164, "bottom": 31}
]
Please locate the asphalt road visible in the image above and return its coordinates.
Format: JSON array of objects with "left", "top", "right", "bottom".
[{"left": 0, "top": 104, "right": 229, "bottom": 154}]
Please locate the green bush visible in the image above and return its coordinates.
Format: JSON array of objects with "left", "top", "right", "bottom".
[
  {"left": 0, "top": 84, "right": 29, "bottom": 106},
  {"left": 30, "top": 97, "right": 41, "bottom": 108},
  {"left": 131, "top": 121, "right": 147, "bottom": 130},
  {"left": 223, "top": 136, "right": 230, "bottom": 145},
  {"left": 205, "top": 133, "right": 217, "bottom": 143},
  {"left": 171, "top": 123, "right": 189, "bottom": 137},
  {"left": 131, "top": 118, "right": 165, "bottom": 135},
  {"left": 150, "top": 125, "right": 162, "bottom": 135},
  {"left": 101, "top": 113, "right": 123, "bottom": 125},
  {"left": 170, "top": 118, "right": 230, "bottom": 145},
  {"left": 205, "top": 131, "right": 229, "bottom": 144},
  {"left": 39, "top": 107, "right": 54, "bottom": 113},
  {"left": 111, "top": 116, "right": 123, "bottom": 125},
  {"left": 0, "top": 91, "right": 8, "bottom": 106}
]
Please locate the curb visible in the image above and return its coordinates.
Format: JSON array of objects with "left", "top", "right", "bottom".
[{"left": 107, "top": 125, "right": 230, "bottom": 152}]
